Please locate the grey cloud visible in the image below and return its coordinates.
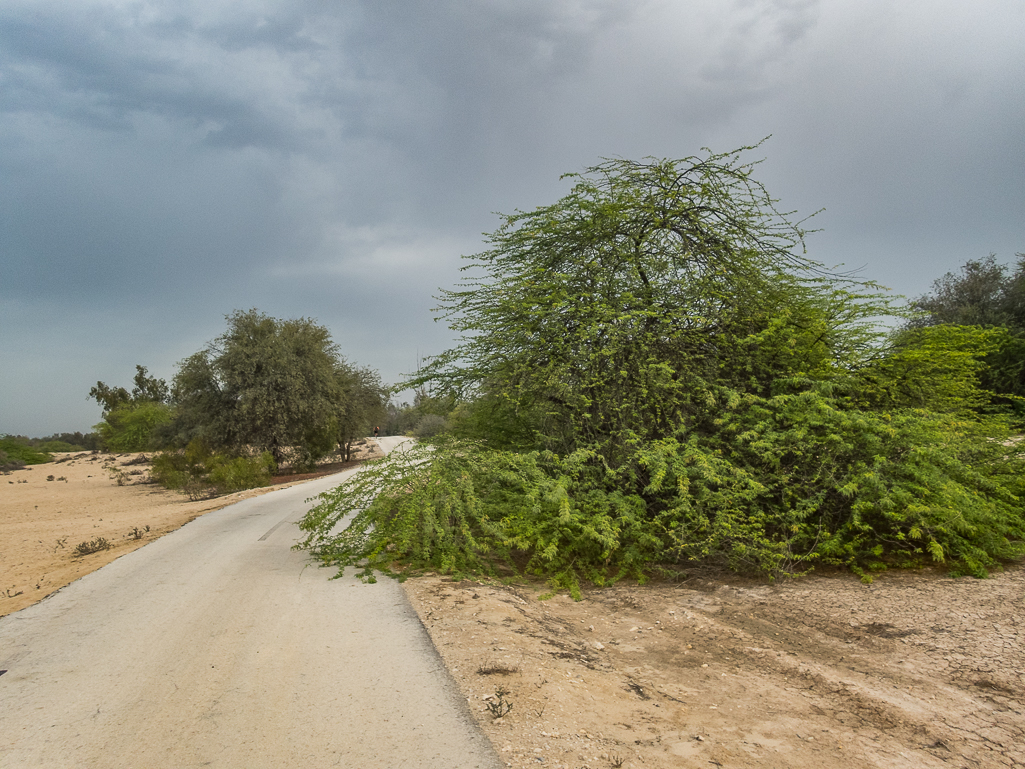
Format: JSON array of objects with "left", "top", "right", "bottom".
[{"left": 1, "top": 0, "right": 1023, "bottom": 435}]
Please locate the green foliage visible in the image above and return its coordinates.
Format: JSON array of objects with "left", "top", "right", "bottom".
[
  {"left": 10, "top": 432, "right": 98, "bottom": 452},
  {"left": 150, "top": 440, "right": 212, "bottom": 499},
  {"left": 94, "top": 401, "right": 172, "bottom": 452},
  {"left": 0, "top": 449, "right": 22, "bottom": 471},
  {"left": 909, "top": 253, "right": 1025, "bottom": 406},
  {"left": 90, "top": 365, "right": 169, "bottom": 413},
  {"left": 300, "top": 398, "right": 1025, "bottom": 586},
  {"left": 152, "top": 439, "right": 275, "bottom": 498},
  {"left": 170, "top": 309, "right": 379, "bottom": 469},
  {"left": 909, "top": 254, "right": 1019, "bottom": 328},
  {"left": 853, "top": 325, "right": 1004, "bottom": 413},
  {"left": 336, "top": 364, "right": 388, "bottom": 460},
  {"left": 415, "top": 146, "right": 894, "bottom": 465},
  {"left": 297, "top": 439, "right": 663, "bottom": 595},
  {"left": 0, "top": 436, "right": 52, "bottom": 465},
  {"left": 299, "top": 147, "right": 1025, "bottom": 587},
  {"left": 206, "top": 453, "right": 276, "bottom": 493},
  {"left": 411, "top": 413, "right": 449, "bottom": 439},
  {"left": 641, "top": 383, "right": 1025, "bottom": 578},
  {"left": 90, "top": 366, "right": 170, "bottom": 451},
  {"left": 35, "top": 440, "right": 81, "bottom": 452},
  {"left": 383, "top": 401, "right": 420, "bottom": 436}
]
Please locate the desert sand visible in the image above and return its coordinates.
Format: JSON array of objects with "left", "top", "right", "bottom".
[{"left": 0, "top": 449, "right": 375, "bottom": 617}]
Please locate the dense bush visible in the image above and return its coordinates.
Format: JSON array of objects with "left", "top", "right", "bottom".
[
  {"left": 35, "top": 440, "right": 81, "bottom": 452},
  {"left": 299, "top": 147, "right": 1025, "bottom": 588},
  {"left": 908, "top": 253, "right": 1025, "bottom": 409},
  {"left": 94, "top": 401, "right": 172, "bottom": 452},
  {"left": 0, "top": 449, "right": 23, "bottom": 471},
  {"left": 411, "top": 413, "right": 448, "bottom": 439},
  {"left": 0, "top": 436, "right": 51, "bottom": 465},
  {"left": 152, "top": 440, "right": 275, "bottom": 499},
  {"left": 206, "top": 453, "right": 276, "bottom": 493}
]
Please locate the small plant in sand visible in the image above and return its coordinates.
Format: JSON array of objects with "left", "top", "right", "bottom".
[
  {"left": 485, "top": 686, "right": 513, "bottom": 719},
  {"left": 103, "top": 465, "right": 128, "bottom": 486},
  {"left": 477, "top": 659, "right": 520, "bottom": 676},
  {"left": 127, "top": 526, "right": 150, "bottom": 540},
  {"left": 73, "top": 537, "right": 111, "bottom": 556}
]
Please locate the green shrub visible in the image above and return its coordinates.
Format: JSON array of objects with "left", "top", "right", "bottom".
[
  {"left": 206, "top": 453, "right": 275, "bottom": 493},
  {"left": 298, "top": 392, "right": 1025, "bottom": 590},
  {"left": 411, "top": 413, "right": 449, "bottom": 439},
  {"left": 152, "top": 440, "right": 275, "bottom": 498},
  {"left": 95, "top": 402, "right": 172, "bottom": 452},
  {"left": 35, "top": 440, "right": 83, "bottom": 452},
  {"left": 0, "top": 449, "right": 24, "bottom": 471},
  {"left": 0, "top": 437, "right": 51, "bottom": 465},
  {"left": 298, "top": 438, "right": 676, "bottom": 595},
  {"left": 298, "top": 149, "right": 1025, "bottom": 589}
]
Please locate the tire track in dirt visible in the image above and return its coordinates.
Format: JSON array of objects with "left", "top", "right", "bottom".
[{"left": 404, "top": 565, "right": 1025, "bottom": 768}]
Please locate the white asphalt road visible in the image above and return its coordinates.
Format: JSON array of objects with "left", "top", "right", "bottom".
[{"left": 0, "top": 437, "right": 500, "bottom": 768}]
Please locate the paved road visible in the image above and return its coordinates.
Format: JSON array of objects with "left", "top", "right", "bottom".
[{"left": 0, "top": 438, "right": 500, "bottom": 768}]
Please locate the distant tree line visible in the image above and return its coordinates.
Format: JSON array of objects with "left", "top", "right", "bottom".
[
  {"left": 298, "top": 145, "right": 1025, "bottom": 589},
  {"left": 0, "top": 432, "right": 101, "bottom": 470}
]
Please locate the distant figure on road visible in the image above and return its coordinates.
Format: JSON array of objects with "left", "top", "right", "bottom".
[{"left": 373, "top": 426, "right": 380, "bottom": 438}]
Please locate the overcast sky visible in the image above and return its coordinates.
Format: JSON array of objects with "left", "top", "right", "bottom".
[{"left": 2, "top": 0, "right": 1023, "bottom": 436}]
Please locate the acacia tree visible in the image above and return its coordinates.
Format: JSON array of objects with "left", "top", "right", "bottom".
[
  {"left": 300, "top": 148, "right": 1025, "bottom": 587},
  {"left": 171, "top": 310, "right": 372, "bottom": 468},
  {"left": 417, "top": 147, "right": 889, "bottom": 463},
  {"left": 335, "top": 363, "right": 388, "bottom": 460}
]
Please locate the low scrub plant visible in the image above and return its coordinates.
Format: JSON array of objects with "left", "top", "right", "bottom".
[
  {"left": 74, "top": 537, "right": 111, "bottom": 556},
  {"left": 152, "top": 440, "right": 275, "bottom": 499}
]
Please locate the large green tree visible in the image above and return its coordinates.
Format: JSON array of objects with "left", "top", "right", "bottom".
[
  {"left": 335, "top": 363, "right": 388, "bottom": 460},
  {"left": 300, "top": 148, "right": 1025, "bottom": 587},
  {"left": 170, "top": 309, "right": 380, "bottom": 468},
  {"left": 417, "top": 148, "right": 888, "bottom": 462}
]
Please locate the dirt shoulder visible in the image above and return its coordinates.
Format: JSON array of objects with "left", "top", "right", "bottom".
[
  {"left": 402, "top": 566, "right": 1024, "bottom": 769},
  {"left": 0, "top": 446, "right": 380, "bottom": 618}
]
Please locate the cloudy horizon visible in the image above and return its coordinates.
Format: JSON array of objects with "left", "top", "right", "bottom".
[{"left": 2, "top": 0, "right": 1023, "bottom": 436}]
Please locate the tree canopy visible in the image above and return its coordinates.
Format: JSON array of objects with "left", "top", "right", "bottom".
[
  {"left": 300, "top": 147, "right": 1025, "bottom": 589},
  {"left": 89, "top": 365, "right": 171, "bottom": 451},
  {"left": 416, "top": 147, "right": 895, "bottom": 462},
  {"left": 170, "top": 309, "right": 385, "bottom": 468}
]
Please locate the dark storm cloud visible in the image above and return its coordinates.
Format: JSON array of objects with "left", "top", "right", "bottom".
[{"left": 1, "top": 0, "right": 1023, "bottom": 434}]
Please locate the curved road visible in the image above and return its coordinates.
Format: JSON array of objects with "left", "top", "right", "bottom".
[{"left": 0, "top": 437, "right": 500, "bottom": 768}]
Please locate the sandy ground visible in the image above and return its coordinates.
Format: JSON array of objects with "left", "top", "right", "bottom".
[
  {"left": 0, "top": 446, "right": 380, "bottom": 618},
  {"left": 4, "top": 451, "right": 1023, "bottom": 768},
  {"left": 404, "top": 569, "right": 1025, "bottom": 769}
]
